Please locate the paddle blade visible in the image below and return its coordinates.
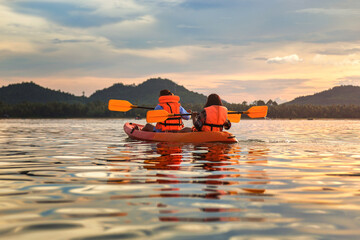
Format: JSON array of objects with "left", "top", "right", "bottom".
[
  {"left": 108, "top": 100, "right": 134, "bottom": 112},
  {"left": 146, "top": 110, "right": 171, "bottom": 123},
  {"left": 246, "top": 106, "right": 268, "bottom": 118},
  {"left": 227, "top": 111, "right": 241, "bottom": 123}
]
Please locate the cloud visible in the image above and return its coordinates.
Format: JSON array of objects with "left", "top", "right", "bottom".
[
  {"left": 52, "top": 38, "right": 95, "bottom": 44},
  {"left": 1, "top": 0, "right": 360, "bottom": 103},
  {"left": 296, "top": 8, "right": 360, "bottom": 16},
  {"left": 315, "top": 48, "right": 360, "bottom": 55},
  {"left": 4, "top": 0, "right": 360, "bottom": 51},
  {"left": 176, "top": 24, "right": 200, "bottom": 29},
  {"left": 6, "top": 0, "right": 146, "bottom": 28},
  {"left": 253, "top": 57, "right": 268, "bottom": 61},
  {"left": 339, "top": 59, "right": 360, "bottom": 66},
  {"left": 313, "top": 54, "right": 360, "bottom": 66},
  {"left": 194, "top": 78, "right": 312, "bottom": 103},
  {"left": 337, "top": 76, "right": 360, "bottom": 86},
  {"left": 266, "top": 54, "right": 303, "bottom": 64},
  {"left": 215, "top": 79, "right": 310, "bottom": 93},
  {"left": 114, "top": 46, "right": 192, "bottom": 62},
  {"left": 179, "top": 0, "right": 224, "bottom": 10},
  {"left": 319, "top": 30, "right": 360, "bottom": 43}
]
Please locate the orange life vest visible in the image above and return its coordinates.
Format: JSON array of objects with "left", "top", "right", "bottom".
[
  {"left": 155, "top": 95, "right": 184, "bottom": 131},
  {"left": 201, "top": 105, "right": 228, "bottom": 132}
]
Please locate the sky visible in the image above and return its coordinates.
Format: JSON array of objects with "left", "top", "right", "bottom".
[{"left": 1, "top": 0, "right": 360, "bottom": 103}]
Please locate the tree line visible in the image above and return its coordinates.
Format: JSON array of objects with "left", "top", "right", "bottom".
[
  {"left": 0, "top": 101, "right": 145, "bottom": 118},
  {"left": 1, "top": 101, "right": 360, "bottom": 119}
]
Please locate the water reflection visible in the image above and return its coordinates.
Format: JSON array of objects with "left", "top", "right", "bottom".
[
  {"left": 144, "top": 143, "right": 183, "bottom": 171},
  {"left": 1, "top": 119, "right": 360, "bottom": 239},
  {"left": 106, "top": 142, "right": 271, "bottom": 223},
  {"left": 192, "top": 144, "right": 269, "bottom": 195}
]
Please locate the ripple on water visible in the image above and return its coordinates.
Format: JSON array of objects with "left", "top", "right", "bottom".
[
  {"left": 56, "top": 208, "right": 127, "bottom": 218},
  {"left": 23, "top": 222, "right": 84, "bottom": 231},
  {"left": 0, "top": 119, "right": 360, "bottom": 239}
]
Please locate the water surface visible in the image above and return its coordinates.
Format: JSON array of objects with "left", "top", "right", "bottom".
[{"left": 0, "top": 119, "right": 359, "bottom": 239}]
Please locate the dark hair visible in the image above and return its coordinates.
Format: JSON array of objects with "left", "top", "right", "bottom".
[
  {"left": 204, "top": 94, "right": 223, "bottom": 108},
  {"left": 159, "top": 89, "right": 173, "bottom": 96}
]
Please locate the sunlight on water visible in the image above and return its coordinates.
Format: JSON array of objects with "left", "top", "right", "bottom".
[{"left": 0, "top": 119, "right": 359, "bottom": 239}]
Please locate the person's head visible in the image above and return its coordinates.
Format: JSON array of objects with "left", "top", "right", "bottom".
[
  {"left": 204, "top": 93, "right": 223, "bottom": 108},
  {"left": 159, "top": 89, "right": 173, "bottom": 96}
]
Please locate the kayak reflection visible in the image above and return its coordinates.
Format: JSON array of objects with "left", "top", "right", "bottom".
[
  {"left": 144, "top": 143, "right": 184, "bottom": 185},
  {"left": 157, "top": 143, "right": 270, "bottom": 222},
  {"left": 191, "top": 144, "right": 269, "bottom": 194},
  {"left": 144, "top": 143, "right": 183, "bottom": 171},
  {"left": 106, "top": 142, "right": 270, "bottom": 222}
]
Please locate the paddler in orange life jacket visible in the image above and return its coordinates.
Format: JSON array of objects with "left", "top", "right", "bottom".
[
  {"left": 141, "top": 89, "right": 191, "bottom": 132},
  {"left": 192, "top": 94, "right": 231, "bottom": 132}
]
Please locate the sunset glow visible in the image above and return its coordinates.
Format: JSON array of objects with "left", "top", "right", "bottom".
[{"left": 1, "top": 1, "right": 360, "bottom": 103}]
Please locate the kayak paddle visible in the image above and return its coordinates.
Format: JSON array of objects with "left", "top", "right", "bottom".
[
  {"left": 228, "top": 106, "right": 268, "bottom": 120},
  {"left": 146, "top": 110, "right": 190, "bottom": 123},
  {"left": 227, "top": 111, "right": 241, "bottom": 123},
  {"left": 108, "top": 99, "right": 154, "bottom": 112},
  {"left": 146, "top": 106, "right": 268, "bottom": 123}
]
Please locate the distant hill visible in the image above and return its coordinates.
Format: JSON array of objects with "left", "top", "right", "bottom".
[
  {"left": 285, "top": 85, "right": 360, "bottom": 105},
  {"left": 0, "top": 82, "right": 84, "bottom": 104},
  {"left": 0, "top": 78, "right": 208, "bottom": 105},
  {"left": 89, "top": 78, "right": 207, "bottom": 105}
]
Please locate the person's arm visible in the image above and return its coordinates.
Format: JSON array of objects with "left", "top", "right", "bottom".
[
  {"left": 179, "top": 106, "right": 190, "bottom": 120},
  {"left": 154, "top": 105, "right": 163, "bottom": 110},
  {"left": 193, "top": 110, "right": 206, "bottom": 131}
]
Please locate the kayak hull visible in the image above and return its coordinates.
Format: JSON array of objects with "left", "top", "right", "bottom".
[{"left": 124, "top": 122, "right": 238, "bottom": 143}]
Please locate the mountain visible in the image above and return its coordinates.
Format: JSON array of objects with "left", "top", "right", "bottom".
[
  {"left": 285, "top": 85, "right": 360, "bottom": 105},
  {"left": 89, "top": 78, "right": 208, "bottom": 105},
  {"left": 0, "top": 78, "right": 208, "bottom": 105},
  {"left": 0, "top": 82, "right": 84, "bottom": 104}
]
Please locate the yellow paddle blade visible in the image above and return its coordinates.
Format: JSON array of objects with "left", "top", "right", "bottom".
[
  {"left": 108, "top": 100, "right": 135, "bottom": 112},
  {"left": 146, "top": 110, "right": 172, "bottom": 123},
  {"left": 246, "top": 106, "right": 268, "bottom": 118},
  {"left": 227, "top": 111, "right": 241, "bottom": 123}
]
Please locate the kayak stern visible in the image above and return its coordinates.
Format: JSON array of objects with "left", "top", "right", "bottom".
[{"left": 124, "top": 122, "right": 237, "bottom": 143}]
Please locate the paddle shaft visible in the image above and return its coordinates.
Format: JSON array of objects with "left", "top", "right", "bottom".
[
  {"left": 228, "top": 111, "right": 249, "bottom": 115},
  {"left": 131, "top": 105, "right": 154, "bottom": 110},
  {"left": 167, "top": 111, "right": 247, "bottom": 117}
]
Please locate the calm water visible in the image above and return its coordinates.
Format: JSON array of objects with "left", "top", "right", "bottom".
[{"left": 0, "top": 119, "right": 359, "bottom": 240}]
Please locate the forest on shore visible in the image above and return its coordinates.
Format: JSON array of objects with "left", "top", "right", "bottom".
[
  {"left": 1, "top": 79, "right": 360, "bottom": 119},
  {"left": 1, "top": 101, "right": 360, "bottom": 119}
]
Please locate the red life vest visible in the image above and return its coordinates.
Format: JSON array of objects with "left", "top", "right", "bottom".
[
  {"left": 155, "top": 95, "right": 184, "bottom": 131},
  {"left": 201, "top": 105, "right": 228, "bottom": 132}
]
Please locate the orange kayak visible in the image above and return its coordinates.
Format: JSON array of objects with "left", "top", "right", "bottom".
[{"left": 124, "top": 123, "right": 237, "bottom": 143}]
